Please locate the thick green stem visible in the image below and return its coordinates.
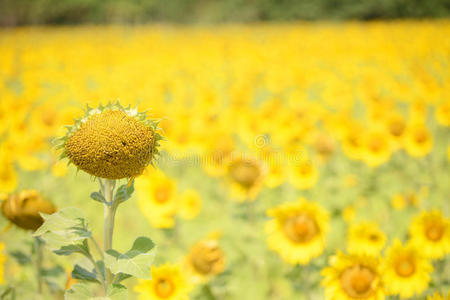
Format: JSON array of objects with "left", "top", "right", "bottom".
[{"left": 103, "top": 179, "right": 117, "bottom": 290}]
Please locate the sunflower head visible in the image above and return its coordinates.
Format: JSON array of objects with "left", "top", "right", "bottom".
[
  {"left": 321, "top": 252, "right": 384, "bottom": 300},
  {"left": 186, "top": 238, "right": 225, "bottom": 283},
  {"left": 1, "top": 190, "right": 56, "bottom": 231},
  {"left": 56, "top": 102, "right": 163, "bottom": 180}
]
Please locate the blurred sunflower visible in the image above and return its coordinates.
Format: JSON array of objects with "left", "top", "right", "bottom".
[
  {"left": 201, "top": 131, "right": 235, "bottom": 177},
  {"left": 341, "top": 123, "right": 364, "bottom": 161},
  {"left": 403, "top": 124, "right": 433, "bottom": 157},
  {"left": 134, "top": 263, "right": 191, "bottom": 300},
  {"left": 265, "top": 198, "right": 329, "bottom": 265},
  {"left": 184, "top": 234, "right": 225, "bottom": 284},
  {"left": 178, "top": 189, "right": 202, "bottom": 220},
  {"left": 390, "top": 192, "right": 420, "bottom": 210},
  {"left": 435, "top": 102, "right": 450, "bottom": 126},
  {"left": 321, "top": 252, "right": 385, "bottom": 300},
  {"left": 384, "top": 113, "right": 406, "bottom": 147},
  {"left": 347, "top": 222, "right": 387, "bottom": 256},
  {"left": 409, "top": 210, "right": 450, "bottom": 259},
  {"left": 136, "top": 169, "right": 178, "bottom": 228},
  {"left": 226, "top": 156, "right": 266, "bottom": 201},
  {"left": 288, "top": 156, "right": 318, "bottom": 190},
  {"left": 427, "top": 292, "right": 450, "bottom": 300},
  {"left": 361, "top": 128, "right": 392, "bottom": 167},
  {"left": 383, "top": 239, "right": 433, "bottom": 298}
]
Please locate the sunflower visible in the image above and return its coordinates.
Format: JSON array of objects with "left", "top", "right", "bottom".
[
  {"left": 265, "top": 198, "right": 329, "bottom": 265},
  {"left": 435, "top": 102, "right": 450, "bottom": 126},
  {"left": 201, "top": 130, "right": 235, "bottom": 177},
  {"left": 390, "top": 192, "right": 420, "bottom": 210},
  {"left": 321, "top": 252, "right": 385, "bottom": 300},
  {"left": 184, "top": 234, "right": 225, "bottom": 284},
  {"left": 178, "top": 189, "right": 202, "bottom": 220},
  {"left": 341, "top": 124, "right": 364, "bottom": 161},
  {"left": 347, "top": 222, "right": 387, "bottom": 256},
  {"left": 288, "top": 156, "right": 319, "bottom": 190},
  {"left": 226, "top": 156, "right": 266, "bottom": 201},
  {"left": 57, "top": 102, "right": 162, "bottom": 180},
  {"left": 136, "top": 170, "right": 178, "bottom": 228},
  {"left": 408, "top": 210, "right": 450, "bottom": 259},
  {"left": 1, "top": 190, "right": 56, "bottom": 231},
  {"left": 403, "top": 124, "right": 433, "bottom": 157},
  {"left": 383, "top": 239, "right": 433, "bottom": 298},
  {"left": 134, "top": 263, "right": 191, "bottom": 300},
  {"left": 384, "top": 113, "right": 406, "bottom": 147},
  {"left": 427, "top": 292, "right": 450, "bottom": 300},
  {"left": 361, "top": 128, "right": 392, "bottom": 167}
]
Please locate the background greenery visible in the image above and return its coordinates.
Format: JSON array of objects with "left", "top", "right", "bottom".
[{"left": 0, "top": 0, "right": 449, "bottom": 26}]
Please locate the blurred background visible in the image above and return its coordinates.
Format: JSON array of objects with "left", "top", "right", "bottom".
[
  {"left": 0, "top": 1, "right": 449, "bottom": 300},
  {"left": 0, "top": 0, "right": 450, "bottom": 26}
]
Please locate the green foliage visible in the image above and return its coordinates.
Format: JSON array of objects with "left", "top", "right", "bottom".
[
  {"left": 104, "top": 237, "right": 156, "bottom": 279},
  {"left": 0, "top": 0, "right": 449, "bottom": 26}
]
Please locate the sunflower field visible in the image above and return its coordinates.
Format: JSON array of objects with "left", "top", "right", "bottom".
[{"left": 0, "top": 21, "right": 449, "bottom": 300}]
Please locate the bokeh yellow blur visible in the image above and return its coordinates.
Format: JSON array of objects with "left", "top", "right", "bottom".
[{"left": 0, "top": 21, "right": 449, "bottom": 299}]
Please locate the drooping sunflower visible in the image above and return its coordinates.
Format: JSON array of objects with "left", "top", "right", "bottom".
[
  {"left": 136, "top": 169, "right": 178, "bottom": 228},
  {"left": 184, "top": 234, "right": 225, "bottom": 284},
  {"left": 383, "top": 239, "right": 433, "bottom": 298},
  {"left": 57, "top": 102, "right": 162, "bottom": 180},
  {"left": 403, "top": 124, "right": 433, "bottom": 157},
  {"left": 347, "top": 222, "right": 387, "bottom": 256},
  {"left": 1, "top": 190, "right": 56, "bottom": 231},
  {"left": 226, "top": 155, "right": 266, "bottom": 201},
  {"left": 265, "top": 198, "right": 329, "bottom": 265},
  {"left": 134, "top": 263, "right": 191, "bottom": 300},
  {"left": 321, "top": 252, "right": 385, "bottom": 300},
  {"left": 408, "top": 210, "right": 450, "bottom": 259}
]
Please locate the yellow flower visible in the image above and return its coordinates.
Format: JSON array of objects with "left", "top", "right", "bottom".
[
  {"left": 321, "top": 252, "right": 385, "bottom": 300},
  {"left": 178, "top": 189, "right": 202, "bottom": 220},
  {"left": 383, "top": 239, "right": 433, "bottom": 298},
  {"left": 403, "top": 124, "right": 433, "bottom": 157},
  {"left": 409, "top": 210, "right": 450, "bottom": 259},
  {"left": 347, "top": 222, "right": 386, "bottom": 256},
  {"left": 184, "top": 236, "right": 225, "bottom": 284},
  {"left": 0, "top": 159, "right": 17, "bottom": 194},
  {"left": 136, "top": 170, "right": 178, "bottom": 228},
  {"left": 0, "top": 243, "right": 5, "bottom": 284},
  {"left": 288, "top": 157, "right": 318, "bottom": 190},
  {"left": 385, "top": 113, "right": 406, "bottom": 147},
  {"left": 265, "top": 198, "right": 329, "bottom": 265},
  {"left": 313, "top": 133, "right": 336, "bottom": 161},
  {"left": 201, "top": 131, "right": 235, "bottom": 177},
  {"left": 341, "top": 124, "right": 364, "bottom": 161},
  {"left": 427, "top": 292, "right": 450, "bottom": 300},
  {"left": 226, "top": 156, "right": 266, "bottom": 201},
  {"left": 390, "top": 192, "right": 420, "bottom": 210},
  {"left": 362, "top": 128, "right": 392, "bottom": 167},
  {"left": 342, "top": 205, "right": 356, "bottom": 223},
  {"left": 60, "top": 102, "right": 162, "bottom": 179},
  {"left": 134, "top": 263, "right": 191, "bottom": 300},
  {"left": 1, "top": 190, "right": 56, "bottom": 231},
  {"left": 435, "top": 102, "right": 450, "bottom": 126}
]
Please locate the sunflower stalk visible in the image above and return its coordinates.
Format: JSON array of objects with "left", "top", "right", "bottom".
[
  {"left": 34, "top": 237, "right": 43, "bottom": 295},
  {"left": 102, "top": 179, "right": 117, "bottom": 290}
]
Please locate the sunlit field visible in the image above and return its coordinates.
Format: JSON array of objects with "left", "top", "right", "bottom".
[{"left": 0, "top": 21, "right": 449, "bottom": 299}]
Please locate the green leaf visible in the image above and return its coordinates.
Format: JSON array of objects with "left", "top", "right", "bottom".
[
  {"left": 113, "top": 182, "right": 134, "bottom": 205},
  {"left": 41, "top": 265, "right": 65, "bottom": 278},
  {"left": 104, "top": 237, "right": 156, "bottom": 279},
  {"left": 64, "top": 282, "right": 95, "bottom": 300},
  {"left": 72, "top": 264, "right": 100, "bottom": 283},
  {"left": 53, "top": 240, "right": 90, "bottom": 256},
  {"left": 114, "top": 273, "right": 132, "bottom": 283},
  {"left": 65, "top": 283, "right": 127, "bottom": 300},
  {"left": 34, "top": 207, "right": 91, "bottom": 251},
  {"left": 9, "top": 250, "right": 31, "bottom": 265},
  {"left": 90, "top": 191, "right": 106, "bottom": 204}
]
